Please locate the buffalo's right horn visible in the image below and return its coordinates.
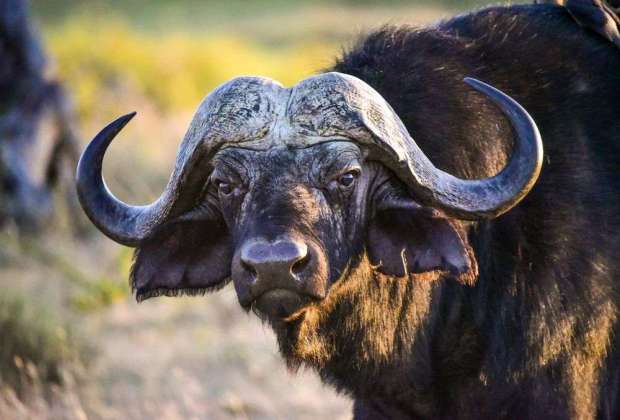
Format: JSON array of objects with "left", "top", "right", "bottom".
[
  {"left": 76, "top": 113, "right": 172, "bottom": 246},
  {"left": 76, "top": 77, "right": 283, "bottom": 246}
]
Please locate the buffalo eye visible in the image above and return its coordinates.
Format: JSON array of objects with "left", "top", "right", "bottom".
[
  {"left": 337, "top": 169, "right": 360, "bottom": 188},
  {"left": 214, "top": 179, "right": 234, "bottom": 196}
]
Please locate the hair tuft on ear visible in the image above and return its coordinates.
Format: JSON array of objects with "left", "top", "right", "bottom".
[{"left": 368, "top": 198, "right": 478, "bottom": 285}]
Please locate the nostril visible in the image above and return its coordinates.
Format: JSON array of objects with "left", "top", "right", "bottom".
[
  {"left": 291, "top": 254, "right": 310, "bottom": 276},
  {"left": 2, "top": 176, "right": 16, "bottom": 194}
]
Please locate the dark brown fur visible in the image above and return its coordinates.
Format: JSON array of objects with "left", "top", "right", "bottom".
[{"left": 322, "top": 4, "right": 620, "bottom": 418}]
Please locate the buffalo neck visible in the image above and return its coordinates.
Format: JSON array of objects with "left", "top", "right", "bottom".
[{"left": 270, "top": 255, "right": 485, "bottom": 416}]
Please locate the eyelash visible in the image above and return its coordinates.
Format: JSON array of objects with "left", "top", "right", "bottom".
[
  {"left": 212, "top": 175, "right": 238, "bottom": 196},
  {"left": 215, "top": 180, "right": 234, "bottom": 195},
  {"left": 328, "top": 167, "right": 361, "bottom": 191},
  {"left": 212, "top": 164, "right": 361, "bottom": 195}
]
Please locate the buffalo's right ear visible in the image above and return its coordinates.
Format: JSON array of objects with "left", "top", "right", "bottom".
[
  {"left": 130, "top": 218, "right": 233, "bottom": 301},
  {"left": 367, "top": 197, "right": 478, "bottom": 285}
]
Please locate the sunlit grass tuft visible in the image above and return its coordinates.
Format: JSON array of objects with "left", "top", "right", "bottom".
[
  {"left": 0, "top": 292, "right": 88, "bottom": 391},
  {"left": 71, "top": 248, "right": 133, "bottom": 312}
]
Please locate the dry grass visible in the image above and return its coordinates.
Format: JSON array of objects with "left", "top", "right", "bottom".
[{"left": 1, "top": 231, "right": 352, "bottom": 419}]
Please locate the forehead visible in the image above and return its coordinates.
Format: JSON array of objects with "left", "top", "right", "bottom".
[
  {"left": 186, "top": 73, "right": 377, "bottom": 152},
  {"left": 213, "top": 141, "right": 363, "bottom": 169}
]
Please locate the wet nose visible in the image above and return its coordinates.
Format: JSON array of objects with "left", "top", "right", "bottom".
[
  {"left": 233, "top": 237, "right": 327, "bottom": 316},
  {"left": 240, "top": 239, "right": 309, "bottom": 282}
]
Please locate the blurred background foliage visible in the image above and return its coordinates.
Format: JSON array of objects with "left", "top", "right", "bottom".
[
  {"left": 2, "top": 0, "right": 491, "bottom": 418},
  {"left": 0, "top": 291, "right": 88, "bottom": 389},
  {"left": 33, "top": 0, "right": 485, "bottom": 26},
  {"left": 34, "top": 0, "right": 486, "bottom": 119}
]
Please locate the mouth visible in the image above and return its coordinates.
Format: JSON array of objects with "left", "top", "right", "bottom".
[{"left": 251, "top": 289, "right": 311, "bottom": 321}]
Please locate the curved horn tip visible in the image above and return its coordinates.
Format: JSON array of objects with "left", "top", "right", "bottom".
[
  {"left": 76, "top": 111, "right": 146, "bottom": 247},
  {"left": 463, "top": 76, "right": 488, "bottom": 89},
  {"left": 115, "top": 111, "right": 138, "bottom": 129},
  {"left": 76, "top": 111, "right": 138, "bottom": 180},
  {"left": 101, "top": 111, "right": 138, "bottom": 139},
  {"left": 463, "top": 77, "right": 505, "bottom": 98},
  {"left": 461, "top": 76, "right": 543, "bottom": 218}
]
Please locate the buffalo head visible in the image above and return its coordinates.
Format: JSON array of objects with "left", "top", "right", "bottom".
[
  {"left": 0, "top": 82, "right": 77, "bottom": 232},
  {"left": 77, "top": 72, "right": 542, "bottom": 322}
]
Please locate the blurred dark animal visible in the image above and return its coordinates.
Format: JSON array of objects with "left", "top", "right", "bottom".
[
  {"left": 77, "top": 1, "right": 620, "bottom": 419},
  {"left": 0, "top": 0, "right": 79, "bottom": 231},
  {"left": 537, "top": 0, "right": 620, "bottom": 46}
]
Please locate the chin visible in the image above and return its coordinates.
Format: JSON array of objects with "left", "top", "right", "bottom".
[{"left": 251, "top": 289, "right": 306, "bottom": 317}]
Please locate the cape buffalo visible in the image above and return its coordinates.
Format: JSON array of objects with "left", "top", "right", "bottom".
[
  {"left": 0, "top": 0, "right": 79, "bottom": 231},
  {"left": 76, "top": 2, "right": 620, "bottom": 418}
]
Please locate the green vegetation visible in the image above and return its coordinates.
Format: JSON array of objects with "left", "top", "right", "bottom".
[
  {"left": 70, "top": 248, "right": 133, "bottom": 312},
  {"left": 47, "top": 20, "right": 336, "bottom": 118},
  {"left": 33, "top": 0, "right": 488, "bottom": 27}
]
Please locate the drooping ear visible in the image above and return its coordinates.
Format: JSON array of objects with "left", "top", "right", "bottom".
[
  {"left": 367, "top": 198, "right": 478, "bottom": 285},
  {"left": 130, "top": 217, "right": 233, "bottom": 301}
]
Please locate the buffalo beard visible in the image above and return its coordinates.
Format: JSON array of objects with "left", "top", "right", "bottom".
[{"left": 269, "top": 254, "right": 440, "bottom": 396}]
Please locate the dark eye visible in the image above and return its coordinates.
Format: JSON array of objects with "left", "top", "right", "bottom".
[
  {"left": 215, "top": 180, "right": 234, "bottom": 196},
  {"left": 337, "top": 170, "right": 360, "bottom": 188}
]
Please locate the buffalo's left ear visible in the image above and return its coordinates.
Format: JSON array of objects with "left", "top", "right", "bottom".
[
  {"left": 367, "top": 198, "right": 478, "bottom": 285},
  {"left": 130, "top": 218, "right": 233, "bottom": 301}
]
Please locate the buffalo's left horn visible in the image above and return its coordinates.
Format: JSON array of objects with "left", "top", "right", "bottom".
[
  {"left": 76, "top": 113, "right": 171, "bottom": 246},
  {"left": 293, "top": 72, "right": 543, "bottom": 220},
  {"left": 400, "top": 77, "right": 543, "bottom": 219}
]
